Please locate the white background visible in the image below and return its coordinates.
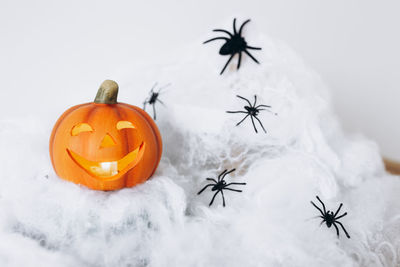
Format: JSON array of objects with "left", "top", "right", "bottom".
[{"left": 1, "top": 0, "right": 399, "bottom": 160}]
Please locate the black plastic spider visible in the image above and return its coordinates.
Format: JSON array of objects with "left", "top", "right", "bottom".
[
  {"left": 203, "top": 18, "right": 262, "bottom": 75},
  {"left": 143, "top": 83, "right": 169, "bottom": 120},
  {"left": 311, "top": 196, "right": 350, "bottom": 238},
  {"left": 226, "top": 95, "right": 275, "bottom": 133},
  {"left": 198, "top": 169, "right": 246, "bottom": 207}
]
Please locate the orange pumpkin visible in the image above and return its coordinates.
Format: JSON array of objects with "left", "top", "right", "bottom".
[{"left": 49, "top": 80, "right": 162, "bottom": 190}]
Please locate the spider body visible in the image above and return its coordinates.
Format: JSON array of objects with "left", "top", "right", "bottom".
[
  {"left": 219, "top": 35, "right": 247, "bottom": 55},
  {"left": 198, "top": 169, "right": 246, "bottom": 207},
  {"left": 324, "top": 212, "right": 336, "bottom": 228},
  {"left": 211, "top": 180, "right": 226, "bottom": 191},
  {"left": 148, "top": 92, "right": 159, "bottom": 105},
  {"left": 311, "top": 196, "right": 350, "bottom": 238},
  {"left": 204, "top": 18, "right": 261, "bottom": 75},
  {"left": 227, "top": 95, "right": 275, "bottom": 133},
  {"left": 245, "top": 106, "right": 259, "bottom": 116},
  {"left": 143, "top": 83, "right": 169, "bottom": 120}
]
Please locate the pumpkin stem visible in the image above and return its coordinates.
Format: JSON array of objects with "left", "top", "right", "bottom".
[{"left": 94, "top": 80, "right": 119, "bottom": 104}]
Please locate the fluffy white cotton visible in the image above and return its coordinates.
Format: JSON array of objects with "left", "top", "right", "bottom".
[{"left": 0, "top": 21, "right": 399, "bottom": 267}]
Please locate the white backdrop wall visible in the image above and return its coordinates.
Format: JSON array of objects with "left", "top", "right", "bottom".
[{"left": 1, "top": 0, "right": 399, "bottom": 159}]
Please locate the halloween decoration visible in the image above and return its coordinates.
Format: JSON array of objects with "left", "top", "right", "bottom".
[
  {"left": 311, "top": 196, "right": 350, "bottom": 238},
  {"left": 203, "top": 18, "right": 261, "bottom": 75},
  {"left": 143, "top": 82, "right": 169, "bottom": 120},
  {"left": 198, "top": 169, "right": 246, "bottom": 207},
  {"left": 49, "top": 80, "right": 163, "bottom": 191},
  {"left": 227, "top": 95, "right": 275, "bottom": 133}
]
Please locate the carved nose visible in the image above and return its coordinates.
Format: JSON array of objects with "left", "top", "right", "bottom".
[{"left": 100, "top": 133, "right": 116, "bottom": 148}]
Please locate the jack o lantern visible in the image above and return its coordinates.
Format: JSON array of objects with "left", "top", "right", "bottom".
[{"left": 49, "top": 80, "right": 162, "bottom": 190}]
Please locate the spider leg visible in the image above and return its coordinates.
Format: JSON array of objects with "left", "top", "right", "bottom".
[
  {"left": 218, "top": 169, "right": 228, "bottom": 182},
  {"left": 209, "top": 190, "right": 220, "bottom": 206},
  {"left": 152, "top": 103, "right": 157, "bottom": 120},
  {"left": 237, "top": 52, "right": 242, "bottom": 70},
  {"left": 310, "top": 201, "right": 325, "bottom": 217},
  {"left": 197, "top": 184, "right": 214, "bottom": 195},
  {"left": 143, "top": 101, "right": 147, "bottom": 110},
  {"left": 225, "top": 182, "right": 246, "bottom": 186},
  {"left": 244, "top": 50, "right": 260, "bottom": 64},
  {"left": 203, "top": 37, "right": 229, "bottom": 44},
  {"left": 334, "top": 203, "right": 343, "bottom": 217},
  {"left": 336, "top": 221, "right": 350, "bottom": 238},
  {"left": 221, "top": 168, "right": 236, "bottom": 181},
  {"left": 158, "top": 83, "right": 171, "bottom": 93},
  {"left": 238, "top": 19, "right": 250, "bottom": 36},
  {"left": 320, "top": 219, "right": 326, "bottom": 226},
  {"left": 221, "top": 190, "right": 226, "bottom": 207},
  {"left": 233, "top": 18, "right": 237, "bottom": 35},
  {"left": 254, "top": 116, "right": 267, "bottom": 133},
  {"left": 156, "top": 99, "right": 166, "bottom": 106},
  {"left": 333, "top": 222, "right": 340, "bottom": 237},
  {"left": 235, "top": 114, "right": 250, "bottom": 126},
  {"left": 220, "top": 54, "right": 235, "bottom": 75},
  {"left": 150, "top": 82, "right": 158, "bottom": 92},
  {"left": 206, "top": 178, "right": 217, "bottom": 183},
  {"left": 236, "top": 95, "right": 252, "bottom": 106},
  {"left": 256, "top": 104, "right": 271, "bottom": 108},
  {"left": 246, "top": 45, "right": 262, "bottom": 50},
  {"left": 212, "top": 29, "right": 233, "bottom": 37},
  {"left": 222, "top": 188, "right": 242, "bottom": 193},
  {"left": 316, "top": 196, "right": 327, "bottom": 214},
  {"left": 335, "top": 212, "right": 348, "bottom": 220},
  {"left": 226, "top": 111, "right": 248, "bottom": 114},
  {"left": 250, "top": 115, "right": 258, "bottom": 133}
]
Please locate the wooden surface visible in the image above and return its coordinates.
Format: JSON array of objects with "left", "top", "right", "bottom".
[{"left": 384, "top": 158, "right": 400, "bottom": 175}]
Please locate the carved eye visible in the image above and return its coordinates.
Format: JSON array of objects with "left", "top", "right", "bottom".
[
  {"left": 116, "top": 121, "right": 135, "bottom": 130},
  {"left": 71, "top": 123, "right": 93, "bottom": 136}
]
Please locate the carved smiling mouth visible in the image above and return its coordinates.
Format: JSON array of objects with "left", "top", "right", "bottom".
[{"left": 67, "top": 142, "right": 145, "bottom": 180}]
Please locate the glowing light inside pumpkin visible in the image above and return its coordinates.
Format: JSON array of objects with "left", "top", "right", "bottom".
[
  {"left": 90, "top": 162, "right": 118, "bottom": 177},
  {"left": 100, "top": 134, "right": 116, "bottom": 148},
  {"left": 116, "top": 121, "right": 136, "bottom": 130},
  {"left": 67, "top": 142, "right": 145, "bottom": 179},
  {"left": 71, "top": 123, "right": 93, "bottom": 136}
]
